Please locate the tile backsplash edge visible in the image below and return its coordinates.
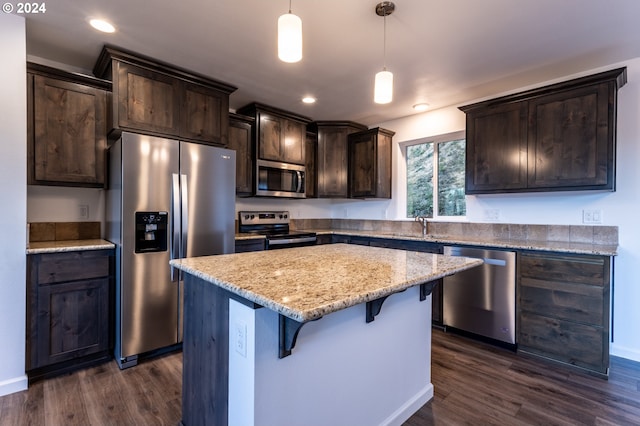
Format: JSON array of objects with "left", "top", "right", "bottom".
[{"left": 290, "top": 219, "right": 618, "bottom": 246}]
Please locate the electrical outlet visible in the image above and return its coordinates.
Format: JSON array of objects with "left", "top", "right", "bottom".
[
  {"left": 484, "top": 209, "right": 500, "bottom": 221},
  {"left": 234, "top": 321, "right": 247, "bottom": 358},
  {"left": 583, "top": 209, "right": 603, "bottom": 224},
  {"left": 79, "top": 204, "right": 89, "bottom": 220}
]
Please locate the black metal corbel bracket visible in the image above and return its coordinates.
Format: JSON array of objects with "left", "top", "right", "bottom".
[
  {"left": 419, "top": 281, "right": 438, "bottom": 301},
  {"left": 366, "top": 295, "right": 390, "bottom": 323},
  {"left": 279, "top": 315, "right": 322, "bottom": 358}
]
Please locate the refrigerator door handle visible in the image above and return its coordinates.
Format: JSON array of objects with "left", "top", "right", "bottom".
[
  {"left": 171, "top": 173, "right": 180, "bottom": 282},
  {"left": 180, "top": 173, "right": 189, "bottom": 261}
]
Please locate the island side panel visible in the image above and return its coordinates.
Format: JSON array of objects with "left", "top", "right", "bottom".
[
  {"left": 228, "top": 286, "right": 433, "bottom": 426},
  {"left": 182, "top": 274, "right": 229, "bottom": 426}
]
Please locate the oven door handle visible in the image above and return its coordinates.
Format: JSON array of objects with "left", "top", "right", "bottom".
[{"left": 268, "top": 236, "right": 317, "bottom": 246}]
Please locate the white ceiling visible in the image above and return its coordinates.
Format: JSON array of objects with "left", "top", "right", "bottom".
[{"left": 22, "top": 0, "right": 640, "bottom": 126}]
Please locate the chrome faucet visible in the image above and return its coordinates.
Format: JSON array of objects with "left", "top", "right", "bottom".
[{"left": 415, "top": 216, "right": 429, "bottom": 236}]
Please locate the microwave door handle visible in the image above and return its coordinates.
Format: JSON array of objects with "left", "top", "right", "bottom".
[
  {"left": 296, "top": 171, "right": 302, "bottom": 193},
  {"left": 170, "top": 173, "right": 180, "bottom": 282}
]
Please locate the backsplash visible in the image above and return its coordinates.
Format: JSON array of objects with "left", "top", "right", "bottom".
[
  {"left": 28, "top": 221, "right": 101, "bottom": 242},
  {"left": 291, "top": 219, "right": 618, "bottom": 246}
]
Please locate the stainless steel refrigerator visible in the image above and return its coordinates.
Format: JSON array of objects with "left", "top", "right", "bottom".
[{"left": 107, "top": 132, "right": 235, "bottom": 369}]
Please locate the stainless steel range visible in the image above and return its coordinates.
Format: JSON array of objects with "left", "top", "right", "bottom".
[{"left": 238, "top": 211, "right": 316, "bottom": 249}]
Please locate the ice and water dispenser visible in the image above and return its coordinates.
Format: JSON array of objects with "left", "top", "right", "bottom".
[{"left": 135, "top": 211, "right": 168, "bottom": 253}]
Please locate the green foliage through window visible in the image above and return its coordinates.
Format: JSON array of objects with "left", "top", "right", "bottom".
[{"left": 406, "top": 135, "right": 466, "bottom": 218}]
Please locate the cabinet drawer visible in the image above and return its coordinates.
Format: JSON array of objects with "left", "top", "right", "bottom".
[
  {"left": 235, "top": 239, "right": 266, "bottom": 253},
  {"left": 519, "top": 253, "right": 607, "bottom": 286},
  {"left": 36, "top": 251, "right": 110, "bottom": 285},
  {"left": 520, "top": 278, "right": 604, "bottom": 326},
  {"left": 519, "top": 311, "right": 606, "bottom": 373}
]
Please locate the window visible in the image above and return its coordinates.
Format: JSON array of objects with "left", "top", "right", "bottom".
[{"left": 405, "top": 131, "right": 466, "bottom": 218}]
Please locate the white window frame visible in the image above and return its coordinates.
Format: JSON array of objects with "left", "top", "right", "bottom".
[{"left": 401, "top": 130, "right": 467, "bottom": 221}]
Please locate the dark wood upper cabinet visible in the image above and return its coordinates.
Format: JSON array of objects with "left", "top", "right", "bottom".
[
  {"left": 93, "top": 46, "right": 236, "bottom": 146},
  {"left": 460, "top": 67, "right": 626, "bottom": 194},
  {"left": 527, "top": 83, "right": 613, "bottom": 190},
  {"left": 27, "top": 63, "right": 110, "bottom": 188},
  {"left": 228, "top": 113, "right": 254, "bottom": 196},
  {"left": 305, "top": 131, "right": 317, "bottom": 198},
  {"left": 348, "top": 127, "right": 394, "bottom": 199},
  {"left": 236, "top": 103, "right": 311, "bottom": 166},
  {"left": 309, "top": 121, "right": 367, "bottom": 198},
  {"left": 464, "top": 102, "right": 528, "bottom": 193}
]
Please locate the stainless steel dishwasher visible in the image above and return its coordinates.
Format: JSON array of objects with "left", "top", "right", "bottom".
[{"left": 443, "top": 246, "right": 516, "bottom": 345}]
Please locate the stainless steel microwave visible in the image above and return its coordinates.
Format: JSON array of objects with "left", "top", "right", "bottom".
[{"left": 255, "top": 159, "right": 306, "bottom": 198}]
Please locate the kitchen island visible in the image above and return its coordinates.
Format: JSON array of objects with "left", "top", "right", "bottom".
[{"left": 170, "top": 243, "right": 482, "bottom": 426}]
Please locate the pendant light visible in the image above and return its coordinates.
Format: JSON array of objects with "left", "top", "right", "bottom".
[
  {"left": 278, "top": 0, "right": 302, "bottom": 63},
  {"left": 374, "top": 1, "right": 395, "bottom": 104}
]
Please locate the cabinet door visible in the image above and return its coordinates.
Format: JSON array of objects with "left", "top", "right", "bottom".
[
  {"left": 35, "top": 278, "right": 110, "bottom": 368},
  {"left": 527, "top": 82, "right": 614, "bottom": 190},
  {"left": 31, "top": 75, "right": 107, "bottom": 186},
  {"left": 257, "top": 112, "right": 282, "bottom": 161},
  {"left": 228, "top": 117, "right": 253, "bottom": 195},
  {"left": 181, "top": 81, "right": 228, "bottom": 145},
  {"left": 465, "top": 102, "right": 528, "bottom": 193},
  {"left": 282, "top": 120, "right": 306, "bottom": 164},
  {"left": 116, "top": 62, "right": 180, "bottom": 137},
  {"left": 305, "top": 132, "right": 317, "bottom": 198},
  {"left": 317, "top": 127, "right": 349, "bottom": 197},
  {"left": 349, "top": 132, "right": 376, "bottom": 198}
]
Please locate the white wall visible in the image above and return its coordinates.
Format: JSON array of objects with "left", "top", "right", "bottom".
[
  {"left": 0, "top": 13, "right": 28, "bottom": 396},
  {"left": 27, "top": 186, "right": 105, "bottom": 225}
]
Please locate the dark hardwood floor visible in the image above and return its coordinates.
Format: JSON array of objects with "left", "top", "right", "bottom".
[{"left": 2, "top": 329, "right": 639, "bottom": 425}]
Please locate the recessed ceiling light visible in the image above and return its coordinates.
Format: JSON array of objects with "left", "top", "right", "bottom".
[
  {"left": 302, "top": 96, "right": 316, "bottom": 104},
  {"left": 89, "top": 19, "right": 116, "bottom": 33},
  {"left": 413, "top": 103, "right": 429, "bottom": 112}
]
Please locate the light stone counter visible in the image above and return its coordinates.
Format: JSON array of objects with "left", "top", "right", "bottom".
[
  {"left": 26, "top": 239, "right": 115, "bottom": 254},
  {"left": 170, "top": 243, "right": 483, "bottom": 322}
]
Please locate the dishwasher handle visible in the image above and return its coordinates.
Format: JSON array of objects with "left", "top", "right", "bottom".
[
  {"left": 483, "top": 258, "right": 507, "bottom": 267},
  {"left": 444, "top": 246, "right": 508, "bottom": 267}
]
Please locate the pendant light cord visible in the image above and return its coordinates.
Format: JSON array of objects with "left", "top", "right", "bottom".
[
  {"left": 289, "top": 0, "right": 292, "bottom": 13},
  {"left": 382, "top": 11, "right": 387, "bottom": 71}
]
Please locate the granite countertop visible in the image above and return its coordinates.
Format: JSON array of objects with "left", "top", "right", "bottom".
[
  {"left": 235, "top": 232, "right": 266, "bottom": 241},
  {"left": 26, "top": 239, "right": 115, "bottom": 254},
  {"left": 306, "top": 229, "right": 618, "bottom": 256},
  {"left": 170, "top": 243, "right": 483, "bottom": 322}
]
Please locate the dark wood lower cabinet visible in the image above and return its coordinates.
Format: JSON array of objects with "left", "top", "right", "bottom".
[
  {"left": 27, "top": 249, "right": 114, "bottom": 382},
  {"left": 517, "top": 251, "right": 611, "bottom": 377},
  {"left": 234, "top": 238, "right": 266, "bottom": 253}
]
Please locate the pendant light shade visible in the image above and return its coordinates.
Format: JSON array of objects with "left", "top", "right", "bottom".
[
  {"left": 374, "top": 2, "right": 395, "bottom": 104},
  {"left": 278, "top": 3, "right": 302, "bottom": 63},
  {"left": 374, "top": 70, "right": 393, "bottom": 104}
]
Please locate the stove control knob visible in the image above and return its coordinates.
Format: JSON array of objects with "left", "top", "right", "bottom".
[
  {"left": 284, "top": 214, "right": 288, "bottom": 219},
  {"left": 244, "top": 214, "right": 249, "bottom": 220},
  {"left": 279, "top": 214, "right": 283, "bottom": 219},
  {"left": 250, "top": 214, "right": 255, "bottom": 219}
]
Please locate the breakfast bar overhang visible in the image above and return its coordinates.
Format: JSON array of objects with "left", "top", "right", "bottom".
[{"left": 170, "top": 243, "right": 483, "bottom": 426}]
